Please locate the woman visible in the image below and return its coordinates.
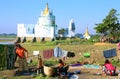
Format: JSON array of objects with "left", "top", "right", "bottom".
[
  {"left": 102, "top": 59, "right": 116, "bottom": 76},
  {"left": 15, "top": 44, "right": 29, "bottom": 74}
]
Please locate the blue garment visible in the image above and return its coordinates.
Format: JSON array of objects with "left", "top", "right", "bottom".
[
  {"left": 83, "top": 64, "right": 100, "bottom": 69},
  {"left": 54, "top": 47, "right": 68, "bottom": 57},
  {"left": 54, "top": 47, "right": 62, "bottom": 57},
  {"left": 103, "top": 48, "right": 117, "bottom": 58}
]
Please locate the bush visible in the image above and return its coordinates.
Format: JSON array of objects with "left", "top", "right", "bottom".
[{"left": 44, "top": 60, "right": 58, "bottom": 66}]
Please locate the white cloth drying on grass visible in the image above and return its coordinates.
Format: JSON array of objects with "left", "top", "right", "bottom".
[{"left": 33, "top": 51, "right": 39, "bottom": 56}]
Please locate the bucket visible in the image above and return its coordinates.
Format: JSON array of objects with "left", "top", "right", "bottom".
[
  {"left": 44, "top": 65, "right": 54, "bottom": 77},
  {"left": 84, "top": 52, "right": 90, "bottom": 58}
]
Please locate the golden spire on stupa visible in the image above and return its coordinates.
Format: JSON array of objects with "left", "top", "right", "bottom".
[
  {"left": 84, "top": 27, "right": 90, "bottom": 37},
  {"left": 43, "top": 3, "right": 49, "bottom": 15}
]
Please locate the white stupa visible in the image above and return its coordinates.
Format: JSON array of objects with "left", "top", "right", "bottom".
[{"left": 68, "top": 19, "right": 75, "bottom": 37}]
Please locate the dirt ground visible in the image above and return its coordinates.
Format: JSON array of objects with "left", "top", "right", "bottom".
[
  {"left": 0, "top": 65, "right": 119, "bottom": 79},
  {"left": 68, "top": 65, "right": 119, "bottom": 79}
]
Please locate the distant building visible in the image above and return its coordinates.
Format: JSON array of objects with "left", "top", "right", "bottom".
[
  {"left": 59, "top": 19, "right": 76, "bottom": 38},
  {"left": 17, "top": 3, "right": 57, "bottom": 42},
  {"left": 68, "top": 19, "right": 75, "bottom": 37},
  {"left": 83, "top": 27, "right": 91, "bottom": 39}
]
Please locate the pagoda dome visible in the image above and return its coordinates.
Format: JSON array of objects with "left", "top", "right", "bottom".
[{"left": 83, "top": 27, "right": 91, "bottom": 39}]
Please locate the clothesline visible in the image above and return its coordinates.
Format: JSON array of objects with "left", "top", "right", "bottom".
[{"left": 43, "top": 47, "right": 75, "bottom": 59}]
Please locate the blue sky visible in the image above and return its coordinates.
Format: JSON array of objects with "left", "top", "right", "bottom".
[{"left": 0, "top": 0, "right": 120, "bottom": 34}]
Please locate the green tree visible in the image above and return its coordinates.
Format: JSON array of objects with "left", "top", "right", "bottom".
[
  {"left": 58, "top": 28, "right": 66, "bottom": 37},
  {"left": 94, "top": 9, "right": 120, "bottom": 42}
]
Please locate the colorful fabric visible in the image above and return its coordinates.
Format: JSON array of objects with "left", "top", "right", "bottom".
[
  {"left": 54, "top": 47, "right": 62, "bottom": 57},
  {"left": 104, "top": 63, "right": 116, "bottom": 70},
  {"left": 54, "top": 47, "right": 68, "bottom": 57},
  {"left": 16, "top": 48, "right": 26, "bottom": 58},
  {"left": 103, "top": 48, "right": 117, "bottom": 58},
  {"left": 83, "top": 64, "right": 100, "bottom": 69},
  {"left": 43, "top": 49, "right": 54, "bottom": 59},
  {"left": 103, "top": 64, "right": 116, "bottom": 75},
  {"left": 70, "top": 63, "right": 82, "bottom": 67}
]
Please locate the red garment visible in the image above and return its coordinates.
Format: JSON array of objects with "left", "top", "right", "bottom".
[
  {"left": 58, "top": 62, "right": 65, "bottom": 68},
  {"left": 43, "top": 49, "right": 54, "bottom": 59},
  {"left": 104, "top": 63, "right": 115, "bottom": 70},
  {"left": 118, "top": 43, "right": 120, "bottom": 50},
  {"left": 16, "top": 48, "right": 26, "bottom": 58},
  {"left": 104, "top": 63, "right": 116, "bottom": 75}
]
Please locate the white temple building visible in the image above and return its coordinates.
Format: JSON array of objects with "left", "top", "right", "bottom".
[
  {"left": 17, "top": 3, "right": 57, "bottom": 41},
  {"left": 17, "top": 3, "right": 82, "bottom": 42}
]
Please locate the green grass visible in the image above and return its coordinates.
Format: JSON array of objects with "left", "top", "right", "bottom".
[{"left": 0, "top": 77, "right": 7, "bottom": 79}]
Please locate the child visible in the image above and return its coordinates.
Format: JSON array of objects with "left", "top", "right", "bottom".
[
  {"left": 57, "top": 59, "right": 69, "bottom": 76},
  {"left": 36, "top": 55, "right": 43, "bottom": 74}
]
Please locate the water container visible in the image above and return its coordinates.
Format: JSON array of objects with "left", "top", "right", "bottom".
[{"left": 84, "top": 52, "right": 90, "bottom": 58}]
